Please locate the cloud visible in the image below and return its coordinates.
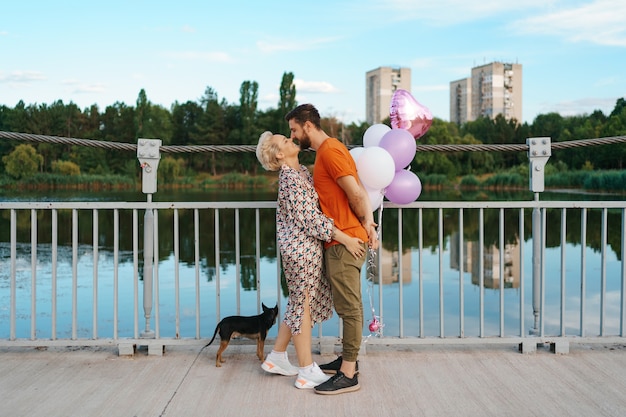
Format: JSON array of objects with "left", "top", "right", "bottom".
[
  {"left": 61, "top": 79, "right": 80, "bottom": 86},
  {"left": 73, "top": 84, "right": 106, "bottom": 94},
  {"left": 511, "top": 0, "right": 626, "bottom": 47},
  {"left": 256, "top": 36, "right": 340, "bottom": 53},
  {"left": 60, "top": 78, "right": 105, "bottom": 94},
  {"left": 256, "top": 40, "right": 302, "bottom": 53},
  {"left": 539, "top": 96, "right": 619, "bottom": 116},
  {"left": 259, "top": 92, "right": 279, "bottom": 105},
  {"left": 593, "top": 76, "right": 621, "bottom": 88},
  {"left": 164, "top": 51, "right": 233, "bottom": 63},
  {"left": 372, "top": 0, "right": 550, "bottom": 25},
  {"left": 181, "top": 25, "right": 196, "bottom": 33},
  {"left": 294, "top": 79, "right": 339, "bottom": 94},
  {"left": 0, "top": 70, "right": 46, "bottom": 83}
]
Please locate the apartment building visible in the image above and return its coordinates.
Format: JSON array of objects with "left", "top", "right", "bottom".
[
  {"left": 450, "top": 62, "right": 522, "bottom": 124},
  {"left": 366, "top": 67, "right": 411, "bottom": 124}
]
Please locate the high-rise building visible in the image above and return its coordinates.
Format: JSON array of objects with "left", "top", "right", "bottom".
[
  {"left": 449, "top": 77, "right": 472, "bottom": 125},
  {"left": 450, "top": 62, "right": 522, "bottom": 125},
  {"left": 366, "top": 67, "right": 411, "bottom": 124}
]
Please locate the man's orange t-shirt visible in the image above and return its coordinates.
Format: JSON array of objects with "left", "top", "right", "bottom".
[{"left": 313, "top": 138, "right": 369, "bottom": 248}]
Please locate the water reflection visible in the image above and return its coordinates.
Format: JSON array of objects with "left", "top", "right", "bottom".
[
  {"left": 370, "top": 247, "right": 412, "bottom": 285},
  {"left": 450, "top": 232, "right": 520, "bottom": 289},
  {"left": 1, "top": 190, "right": 624, "bottom": 339}
]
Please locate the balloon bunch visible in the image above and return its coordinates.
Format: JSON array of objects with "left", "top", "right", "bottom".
[
  {"left": 350, "top": 89, "right": 432, "bottom": 208},
  {"left": 351, "top": 90, "right": 432, "bottom": 340}
]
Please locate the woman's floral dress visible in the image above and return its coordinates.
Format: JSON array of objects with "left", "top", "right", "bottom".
[{"left": 277, "top": 164, "right": 334, "bottom": 334}]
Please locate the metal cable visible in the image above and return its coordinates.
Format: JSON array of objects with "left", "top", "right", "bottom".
[{"left": 1, "top": 130, "right": 625, "bottom": 154}]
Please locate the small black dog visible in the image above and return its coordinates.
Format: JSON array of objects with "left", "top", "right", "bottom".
[{"left": 206, "top": 303, "right": 279, "bottom": 367}]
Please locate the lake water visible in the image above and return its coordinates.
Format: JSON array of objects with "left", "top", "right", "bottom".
[{"left": 1, "top": 188, "right": 624, "bottom": 340}]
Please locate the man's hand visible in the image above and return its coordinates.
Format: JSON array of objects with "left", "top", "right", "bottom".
[{"left": 363, "top": 220, "right": 379, "bottom": 250}]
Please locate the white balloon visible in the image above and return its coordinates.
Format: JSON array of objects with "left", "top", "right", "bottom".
[
  {"left": 349, "top": 147, "right": 365, "bottom": 164},
  {"left": 365, "top": 185, "right": 384, "bottom": 211},
  {"left": 363, "top": 124, "right": 391, "bottom": 148},
  {"left": 356, "top": 146, "right": 395, "bottom": 190}
]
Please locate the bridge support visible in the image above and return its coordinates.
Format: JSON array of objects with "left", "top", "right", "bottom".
[
  {"left": 137, "top": 139, "right": 162, "bottom": 342},
  {"left": 527, "top": 138, "right": 551, "bottom": 337}
]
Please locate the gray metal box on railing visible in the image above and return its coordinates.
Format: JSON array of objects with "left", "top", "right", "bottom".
[
  {"left": 137, "top": 138, "right": 162, "bottom": 194},
  {"left": 526, "top": 137, "right": 551, "bottom": 193}
]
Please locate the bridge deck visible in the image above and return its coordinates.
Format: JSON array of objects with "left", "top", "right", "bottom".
[{"left": 1, "top": 342, "right": 625, "bottom": 416}]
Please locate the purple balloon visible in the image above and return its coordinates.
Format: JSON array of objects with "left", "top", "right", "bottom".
[
  {"left": 385, "top": 170, "right": 422, "bottom": 205},
  {"left": 379, "top": 128, "right": 417, "bottom": 171}
]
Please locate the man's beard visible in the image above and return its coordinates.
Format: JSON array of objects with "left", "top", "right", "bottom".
[{"left": 298, "top": 133, "right": 311, "bottom": 150}]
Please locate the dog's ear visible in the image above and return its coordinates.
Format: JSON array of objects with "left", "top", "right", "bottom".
[{"left": 262, "top": 302, "right": 268, "bottom": 311}]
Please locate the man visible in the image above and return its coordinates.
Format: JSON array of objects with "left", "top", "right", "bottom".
[{"left": 285, "top": 104, "right": 379, "bottom": 395}]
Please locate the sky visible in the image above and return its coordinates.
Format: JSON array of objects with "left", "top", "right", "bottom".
[{"left": 2, "top": 0, "right": 626, "bottom": 128}]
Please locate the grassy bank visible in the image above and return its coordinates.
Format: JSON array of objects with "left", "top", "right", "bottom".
[
  {"left": 0, "top": 172, "right": 278, "bottom": 191},
  {"left": 1, "top": 169, "right": 625, "bottom": 194},
  {"left": 458, "top": 168, "right": 626, "bottom": 193}
]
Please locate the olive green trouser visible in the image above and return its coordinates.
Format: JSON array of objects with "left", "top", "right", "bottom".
[{"left": 324, "top": 242, "right": 366, "bottom": 362}]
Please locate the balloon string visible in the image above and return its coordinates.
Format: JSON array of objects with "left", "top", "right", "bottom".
[{"left": 365, "top": 198, "right": 384, "bottom": 338}]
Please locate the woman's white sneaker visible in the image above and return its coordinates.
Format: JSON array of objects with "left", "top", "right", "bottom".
[
  {"left": 294, "top": 363, "right": 331, "bottom": 389},
  {"left": 261, "top": 352, "right": 299, "bottom": 376}
]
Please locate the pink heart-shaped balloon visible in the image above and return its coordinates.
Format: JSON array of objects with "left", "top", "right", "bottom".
[{"left": 390, "top": 89, "right": 433, "bottom": 139}]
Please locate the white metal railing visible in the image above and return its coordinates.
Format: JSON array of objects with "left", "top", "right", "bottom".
[{"left": 1, "top": 200, "right": 625, "bottom": 353}]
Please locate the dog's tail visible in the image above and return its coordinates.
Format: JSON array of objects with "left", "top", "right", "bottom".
[{"left": 204, "top": 325, "right": 219, "bottom": 348}]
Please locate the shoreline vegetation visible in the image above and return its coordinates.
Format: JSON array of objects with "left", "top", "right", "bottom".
[{"left": 1, "top": 167, "right": 625, "bottom": 195}]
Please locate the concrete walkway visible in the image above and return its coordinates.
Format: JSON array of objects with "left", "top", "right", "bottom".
[{"left": 1, "top": 342, "right": 626, "bottom": 417}]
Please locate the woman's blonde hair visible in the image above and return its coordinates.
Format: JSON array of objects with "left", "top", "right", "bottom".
[{"left": 256, "top": 131, "right": 281, "bottom": 171}]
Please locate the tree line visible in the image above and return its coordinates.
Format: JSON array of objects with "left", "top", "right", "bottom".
[{"left": 1, "top": 71, "right": 625, "bottom": 184}]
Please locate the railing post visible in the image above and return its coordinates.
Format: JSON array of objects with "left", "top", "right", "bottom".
[
  {"left": 137, "top": 139, "right": 161, "bottom": 339},
  {"left": 530, "top": 195, "right": 541, "bottom": 336},
  {"left": 527, "top": 137, "right": 551, "bottom": 336}
]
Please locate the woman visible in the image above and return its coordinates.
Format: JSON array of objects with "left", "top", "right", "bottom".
[{"left": 256, "top": 131, "right": 365, "bottom": 389}]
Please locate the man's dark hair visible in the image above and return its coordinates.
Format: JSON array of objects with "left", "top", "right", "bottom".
[{"left": 285, "top": 104, "right": 321, "bottom": 129}]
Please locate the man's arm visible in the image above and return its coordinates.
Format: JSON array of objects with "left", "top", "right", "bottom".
[{"left": 336, "top": 175, "right": 379, "bottom": 249}]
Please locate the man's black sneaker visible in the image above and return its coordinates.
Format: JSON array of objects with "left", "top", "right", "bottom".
[
  {"left": 318, "top": 356, "right": 359, "bottom": 375},
  {"left": 314, "top": 371, "right": 360, "bottom": 395}
]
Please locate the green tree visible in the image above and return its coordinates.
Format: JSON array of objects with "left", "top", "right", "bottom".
[
  {"left": 71, "top": 104, "right": 108, "bottom": 174},
  {"left": 135, "top": 89, "right": 150, "bottom": 139},
  {"left": 3, "top": 144, "right": 44, "bottom": 179},
  {"left": 238, "top": 81, "right": 258, "bottom": 140},
  {"left": 100, "top": 102, "right": 136, "bottom": 175},
  {"left": 51, "top": 160, "right": 81, "bottom": 175},
  {"left": 278, "top": 72, "right": 296, "bottom": 134},
  {"left": 256, "top": 107, "right": 282, "bottom": 135},
  {"left": 238, "top": 80, "right": 259, "bottom": 173},
  {"left": 558, "top": 111, "right": 605, "bottom": 169},
  {"left": 0, "top": 105, "right": 14, "bottom": 172},
  {"left": 135, "top": 89, "right": 173, "bottom": 145},
  {"left": 192, "top": 87, "right": 228, "bottom": 175},
  {"left": 530, "top": 112, "right": 564, "bottom": 142},
  {"left": 609, "top": 97, "right": 626, "bottom": 118},
  {"left": 415, "top": 118, "right": 458, "bottom": 178},
  {"left": 171, "top": 100, "right": 203, "bottom": 146},
  {"left": 597, "top": 100, "right": 626, "bottom": 169},
  {"left": 158, "top": 156, "right": 185, "bottom": 184},
  {"left": 344, "top": 121, "right": 369, "bottom": 147},
  {"left": 451, "top": 133, "right": 495, "bottom": 175}
]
